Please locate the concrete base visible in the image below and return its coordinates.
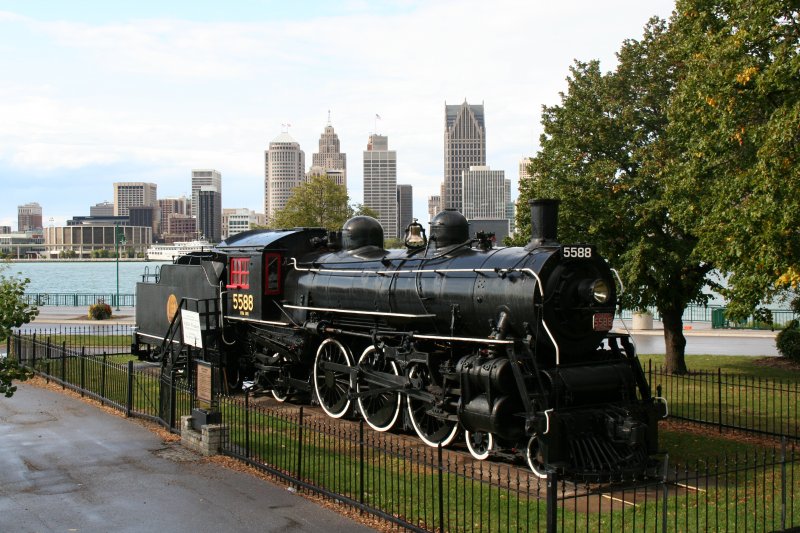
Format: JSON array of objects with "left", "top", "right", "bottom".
[
  {"left": 632, "top": 312, "right": 654, "bottom": 330},
  {"left": 181, "top": 415, "right": 228, "bottom": 456}
]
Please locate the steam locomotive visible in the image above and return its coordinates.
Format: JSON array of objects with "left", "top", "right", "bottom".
[{"left": 133, "top": 200, "right": 666, "bottom": 478}]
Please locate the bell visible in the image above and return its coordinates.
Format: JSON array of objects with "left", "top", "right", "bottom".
[{"left": 404, "top": 219, "right": 427, "bottom": 248}]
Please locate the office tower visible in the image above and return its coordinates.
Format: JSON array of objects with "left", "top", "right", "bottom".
[
  {"left": 363, "top": 134, "right": 397, "bottom": 238},
  {"left": 396, "top": 184, "right": 413, "bottom": 239},
  {"left": 90, "top": 201, "right": 115, "bottom": 217},
  {"left": 113, "top": 182, "right": 157, "bottom": 217},
  {"left": 164, "top": 214, "right": 197, "bottom": 243},
  {"left": 443, "top": 101, "right": 486, "bottom": 212},
  {"left": 264, "top": 132, "right": 305, "bottom": 223},
  {"left": 129, "top": 205, "right": 160, "bottom": 239},
  {"left": 461, "top": 166, "right": 506, "bottom": 220},
  {"left": 519, "top": 157, "right": 534, "bottom": 182},
  {"left": 159, "top": 196, "right": 189, "bottom": 237},
  {"left": 198, "top": 186, "right": 222, "bottom": 242},
  {"left": 311, "top": 118, "right": 347, "bottom": 187},
  {"left": 17, "top": 202, "right": 43, "bottom": 231},
  {"left": 222, "top": 208, "right": 264, "bottom": 239},
  {"left": 191, "top": 170, "right": 221, "bottom": 218},
  {"left": 427, "top": 195, "right": 442, "bottom": 224},
  {"left": 505, "top": 178, "right": 515, "bottom": 235}
]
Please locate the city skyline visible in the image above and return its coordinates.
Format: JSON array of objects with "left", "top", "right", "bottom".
[{"left": 0, "top": 0, "right": 676, "bottom": 229}]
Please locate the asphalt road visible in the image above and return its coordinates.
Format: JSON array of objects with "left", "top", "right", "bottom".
[{"left": 0, "top": 384, "right": 376, "bottom": 533}]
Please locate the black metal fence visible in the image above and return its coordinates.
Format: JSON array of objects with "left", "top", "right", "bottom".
[
  {"left": 13, "top": 324, "right": 135, "bottom": 355},
  {"left": 648, "top": 361, "right": 800, "bottom": 440},
  {"left": 6, "top": 332, "right": 800, "bottom": 532},
  {"left": 22, "top": 293, "right": 136, "bottom": 307}
]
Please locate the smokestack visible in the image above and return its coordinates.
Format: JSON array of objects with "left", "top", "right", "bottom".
[{"left": 528, "top": 199, "right": 560, "bottom": 247}]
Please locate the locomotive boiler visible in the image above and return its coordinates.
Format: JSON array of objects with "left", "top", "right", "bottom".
[{"left": 134, "top": 199, "right": 666, "bottom": 478}]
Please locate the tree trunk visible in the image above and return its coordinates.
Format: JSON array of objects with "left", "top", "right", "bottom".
[{"left": 661, "top": 308, "right": 688, "bottom": 374}]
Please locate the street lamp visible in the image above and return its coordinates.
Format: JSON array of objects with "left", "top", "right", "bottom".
[{"left": 115, "top": 223, "right": 126, "bottom": 311}]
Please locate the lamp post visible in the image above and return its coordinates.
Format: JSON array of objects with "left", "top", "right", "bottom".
[{"left": 114, "top": 223, "right": 126, "bottom": 311}]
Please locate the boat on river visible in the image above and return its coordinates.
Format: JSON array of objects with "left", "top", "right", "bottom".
[{"left": 145, "top": 240, "right": 213, "bottom": 261}]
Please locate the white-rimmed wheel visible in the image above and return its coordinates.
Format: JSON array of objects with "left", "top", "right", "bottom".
[
  {"left": 356, "top": 346, "right": 401, "bottom": 432},
  {"left": 270, "top": 353, "right": 292, "bottom": 402},
  {"left": 313, "top": 338, "right": 353, "bottom": 419},
  {"left": 406, "top": 364, "right": 459, "bottom": 447},
  {"left": 465, "top": 430, "right": 494, "bottom": 461},
  {"left": 526, "top": 434, "right": 548, "bottom": 478}
]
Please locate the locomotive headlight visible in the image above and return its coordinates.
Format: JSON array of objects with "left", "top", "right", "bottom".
[{"left": 591, "top": 279, "right": 610, "bottom": 304}]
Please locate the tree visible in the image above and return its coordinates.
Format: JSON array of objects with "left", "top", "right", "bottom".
[
  {"left": 666, "top": 0, "right": 800, "bottom": 319},
  {"left": 0, "top": 264, "right": 38, "bottom": 397},
  {"left": 516, "top": 19, "right": 712, "bottom": 373},
  {"left": 271, "top": 175, "right": 378, "bottom": 231}
]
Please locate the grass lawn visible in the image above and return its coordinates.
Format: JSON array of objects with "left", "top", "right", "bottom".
[{"left": 638, "top": 354, "right": 800, "bottom": 380}]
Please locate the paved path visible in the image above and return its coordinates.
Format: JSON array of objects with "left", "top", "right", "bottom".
[{"left": 0, "top": 383, "right": 376, "bottom": 533}]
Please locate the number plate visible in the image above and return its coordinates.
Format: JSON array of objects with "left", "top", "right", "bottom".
[
  {"left": 561, "top": 245, "right": 593, "bottom": 259},
  {"left": 593, "top": 312, "right": 614, "bottom": 331}
]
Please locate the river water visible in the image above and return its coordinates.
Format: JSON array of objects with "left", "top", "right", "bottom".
[{"left": 2, "top": 261, "right": 169, "bottom": 295}]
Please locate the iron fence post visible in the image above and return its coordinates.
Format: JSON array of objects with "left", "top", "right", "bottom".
[
  {"left": 244, "top": 390, "right": 250, "bottom": 459},
  {"left": 80, "top": 346, "right": 85, "bottom": 397},
  {"left": 170, "top": 368, "right": 177, "bottom": 430},
  {"left": 61, "top": 343, "right": 66, "bottom": 389},
  {"left": 126, "top": 360, "right": 133, "bottom": 417},
  {"left": 781, "top": 436, "right": 787, "bottom": 531},
  {"left": 359, "top": 420, "right": 365, "bottom": 509},
  {"left": 297, "top": 406, "right": 304, "bottom": 483},
  {"left": 546, "top": 469, "right": 558, "bottom": 533},
  {"left": 100, "top": 354, "right": 107, "bottom": 406},
  {"left": 661, "top": 454, "right": 669, "bottom": 533},
  {"left": 718, "top": 368, "right": 723, "bottom": 433},
  {"left": 438, "top": 443, "right": 444, "bottom": 533}
]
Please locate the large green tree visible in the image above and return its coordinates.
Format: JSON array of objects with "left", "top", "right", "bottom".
[
  {"left": 667, "top": 0, "right": 800, "bottom": 318},
  {"left": 271, "top": 175, "right": 378, "bottom": 231},
  {"left": 517, "top": 19, "right": 712, "bottom": 373},
  {"left": 0, "top": 265, "right": 38, "bottom": 397}
]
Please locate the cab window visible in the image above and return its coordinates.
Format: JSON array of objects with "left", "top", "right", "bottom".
[
  {"left": 227, "top": 257, "right": 250, "bottom": 289},
  {"left": 264, "top": 253, "right": 281, "bottom": 295}
]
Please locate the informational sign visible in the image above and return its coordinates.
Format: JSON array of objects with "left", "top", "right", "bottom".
[
  {"left": 181, "top": 309, "right": 203, "bottom": 348},
  {"left": 196, "top": 361, "right": 213, "bottom": 403}
]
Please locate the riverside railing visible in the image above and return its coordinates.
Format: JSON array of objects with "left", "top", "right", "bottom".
[
  {"left": 648, "top": 361, "right": 800, "bottom": 440},
  {"left": 22, "top": 293, "right": 136, "bottom": 307},
  {"left": 618, "top": 306, "right": 799, "bottom": 330}
]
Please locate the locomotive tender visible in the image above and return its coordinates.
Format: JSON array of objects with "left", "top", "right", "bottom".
[{"left": 134, "top": 199, "right": 666, "bottom": 478}]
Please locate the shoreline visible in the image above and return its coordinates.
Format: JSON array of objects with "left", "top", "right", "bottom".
[{"left": 5, "top": 258, "right": 154, "bottom": 263}]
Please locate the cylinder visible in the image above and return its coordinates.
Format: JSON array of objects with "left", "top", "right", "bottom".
[{"left": 529, "top": 199, "right": 560, "bottom": 244}]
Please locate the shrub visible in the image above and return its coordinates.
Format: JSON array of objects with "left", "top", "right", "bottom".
[
  {"left": 88, "top": 301, "right": 113, "bottom": 320},
  {"left": 776, "top": 319, "right": 800, "bottom": 361}
]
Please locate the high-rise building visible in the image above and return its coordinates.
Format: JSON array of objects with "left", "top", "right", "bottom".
[
  {"left": 113, "top": 182, "right": 157, "bottom": 217},
  {"left": 396, "top": 184, "right": 413, "bottom": 239},
  {"left": 461, "top": 166, "right": 506, "bottom": 220},
  {"left": 505, "top": 178, "right": 515, "bottom": 235},
  {"left": 444, "top": 101, "right": 486, "bottom": 212},
  {"left": 311, "top": 119, "right": 347, "bottom": 187},
  {"left": 17, "top": 202, "right": 43, "bottom": 231},
  {"left": 90, "top": 201, "right": 114, "bottom": 217},
  {"left": 363, "top": 134, "right": 397, "bottom": 238},
  {"left": 129, "top": 205, "right": 160, "bottom": 239},
  {"left": 222, "top": 208, "right": 265, "bottom": 239},
  {"left": 265, "top": 132, "right": 306, "bottom": 223},
  {"left": 427, "top": 195, "right": 442, "bottom": 224},
  {"left": 164, "top": 214, "right": 197, "bottom": 243},
  {"left": 519, "top": 157, "right": 534, "bottom": 182},
  {"left": 191, "top": 170, "right": 221, "bottom": 218},
  {"left": 198, "top": 186, "right": 222, "bottom": 242},
  {"left": 159, "top": 196, "right": 189, "bottom": 238}
]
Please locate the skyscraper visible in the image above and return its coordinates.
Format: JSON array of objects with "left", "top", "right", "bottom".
[
  {"left": 17, "top": 202, "right": 43, "bottom": 231},
  {"left": 396, "top": 184, "right": 413, "bottom": 239},
  {"left": 519, "top": 157, "right": 534, "bottom": 182},
  {"left": 191, "top": 170, "right": 221, "bottom": 218},
  {"left": 113, "top": 183, "right": 157, "bottom": 217},
  {"left": 363, "top": 134, "right": 397, "bottom": 238},
  {"left": 427, "top": 195, "right": 442, "bottom": 224},
  {"left": 198, "top": 186, "right": 222, "bottom": 242},
  {"left": 461, "top": 166, "right": 506, "bottom": 220},
  {"left": 159, "top": 196, "right": 189, "bottom": 237},
  {"left": 264, "top": 132, "right": 305, "bottom": 223},
  {"left": 443, "top": 101, "right": 486, "bottom": 213},
  {"left": 311, "top": 118, "right": 347, "bottom": 188}
]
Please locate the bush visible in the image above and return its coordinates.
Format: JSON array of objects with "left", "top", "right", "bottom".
[
  {"left": 776, "top": 319, "right": 800, "bottom": 361},
  {"left": 88, "top": 301, "right": 112, "bottom": 320}
]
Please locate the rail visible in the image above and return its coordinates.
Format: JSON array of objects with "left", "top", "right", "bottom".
[{"left": 22, "top": 293, "right": 136, "bottom": 307}]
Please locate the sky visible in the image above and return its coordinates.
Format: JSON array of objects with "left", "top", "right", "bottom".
[{"left": 0, "top": 0, "right": 677, "bottom": 230}]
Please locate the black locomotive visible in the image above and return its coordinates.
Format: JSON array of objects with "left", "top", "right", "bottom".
[{"left": 133, "top": 199, "right": 666, "bottom": 478}]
